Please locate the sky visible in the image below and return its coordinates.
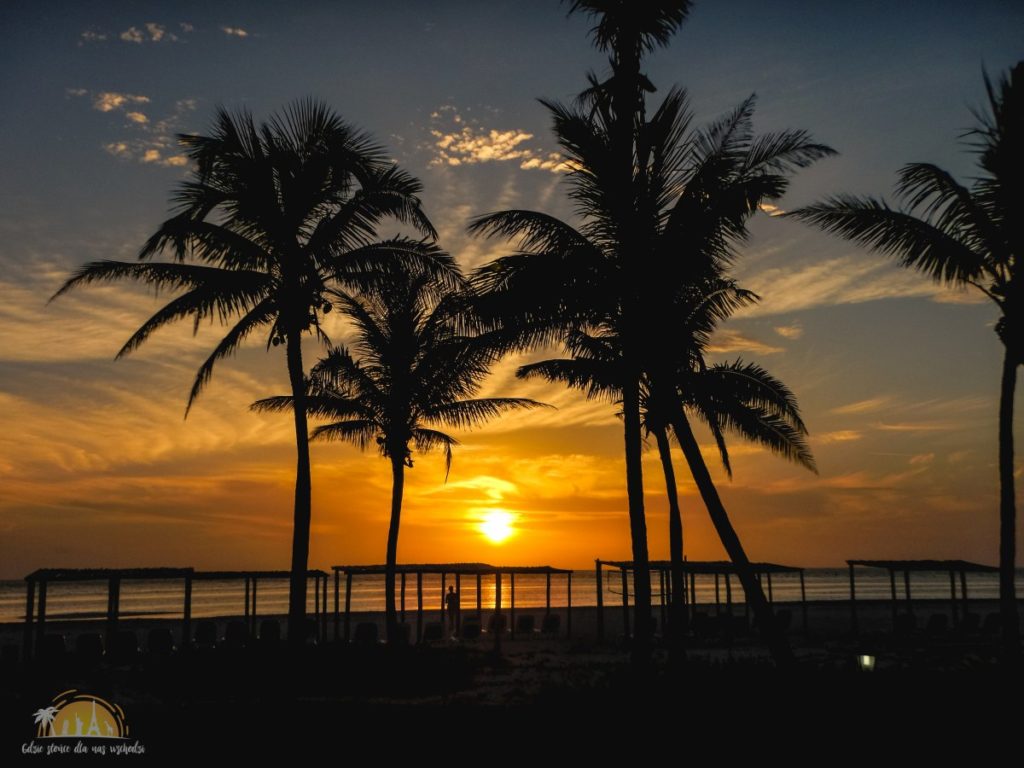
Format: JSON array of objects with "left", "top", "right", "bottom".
[{"left": 1, "top": 1, "right": 1022, "bottom": 577}]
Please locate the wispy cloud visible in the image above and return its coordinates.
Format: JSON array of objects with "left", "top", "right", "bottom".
[
  {"left": 818, "top": 430, "right": 863, "bottom": 444},
  {"left": 707, "top": 329, "right": 783, "bottom": 355},
  {"left": 79, "top": 30, "right": 106, "bottom": 44},
  {"left": 773, "top": 323, "right": 803, "bottom": 340},
  {"left": 120, "top": 23, "right": 177, "bottom": 44},
  {"left": 735, "top": 256, "right": 979, "bottom": 318},
  {"left": 92, "top": 92, "right": 150, "bottom": 113},
  {"left": 427, "top": 106, "right": 573, "bottom": 173},
  {"left": 221, "top": 26, "right": 250, "bottom": 38},
  {"left": 830, "top": 396, "right": 891, "bottom": 415}
]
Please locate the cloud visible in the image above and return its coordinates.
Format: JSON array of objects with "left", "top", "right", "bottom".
[
  {"left": 71, "top": 94, "right": 197, "bottom": 168},
  {"left": 818, "top": 430, "right": 863, "bottom": 444},
  {"left": 79, "top": 30, "right": 106, "bottom": 43},
  {"left": 707, "top": 329, "right": 783, "bottom": 355},
  {"left": 180, "top": 23, "right": 195, "bottom": 33},
  {"left": 734, "top": 256, "right": 978, "bottom": 318},
  {"left": 909, "top": 452, "right": 935, "bottom": 465},
  {"left": 427, "top": 106, "right": 573, "bottom": 174},
  {"left": 759, "top": 203, "right": 785, "bottom": 216},
  {"left": 119, "top": 27, "right": 144, "bottom": 43},
  {"left": 830, "top": 396, "right": 891, "bottom": 415},
  {"left": 773, "top": 323, "right": 803, "bottom": 340},
  {"left": 92, "top": 92, "right": 150, "bottom": 113},
  {"left": 222, "top": 26, "right": 250, "bottom": 37},
  {"left": 119, "top": 23, "right": 177, "bottom": 44}
]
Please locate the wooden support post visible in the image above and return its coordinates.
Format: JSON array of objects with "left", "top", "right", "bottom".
[
  {"left": 621, "top": 568, "right": 630, "bottom": 638},
  {"left": 659, "top": 569, "right": 667, "bottom": 632},
  {"left": 510, "top": 573, "right": 516, "bottom": 640},
  {"left": 244, "top": 577, "right": 251, "bottom": 627},
  {"left": 322, "top": 576, "right": 328, "bottom": 642},
  {"left": 455, "top": 573, "right": 461, "bottom": 636},
  {"left": 949, "top": 570, "right": 959, "bottom": 625},
  {"left": 416, "top": 572, "right": 424, "bottom": 643},
  {"left": 36, "top": 581, "right": 48, "bottom": 648},
  {"left": 494, "top": 572, "right": 503, "bottom": 654},
  {"left": 800, "top": 571, "right": 808, "bottom": 633},
  {"left": 183, "top": 575, "right": 192, "bottom": 649},
  {"left": 401, "top": 573, "right": 407, "bottom": 624},
  {"left": 960, "top": 570, "right": 969, "bottom": 618},
  {"left": 767, "top": 572, "right": 774, "bottom": 604},
  {"left": 848, "top": 563, "right": 858, "bottom": 635},
  {"left": 106, "top": 578, "right": 120, "bottom": 646},
  {"left": 440, "top": 572, "right": 447, "bottom": 631},
  {"left": 334, "top": 570, "right": 340, "bottom": 642},
  {"left": 889, "top": 569, "right": 897, "bottom": 629},
  {"left": 344, "top": 572, "right": 353, "bottom": 643},
  {"left": 725, "top": 573, "right": 733, "bottom": 616},
  {"left": 23, "top": 579, "right": 35, "bottom": 661},
  {"left": 595, "top": 561, "right": 604, "bottom": 642},
  {"left": 567, "top": 571, "right": 573, "bottom": 638}
]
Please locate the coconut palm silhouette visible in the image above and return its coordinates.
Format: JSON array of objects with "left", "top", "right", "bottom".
[
  {"left": 52, "top": 99, "right": 445, "bottom": 642},
  {"left": 789, "top": 62, "right": 1023, "bottom": 660}
]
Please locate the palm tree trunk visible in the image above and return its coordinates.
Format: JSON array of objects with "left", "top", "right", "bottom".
[
  {"left": 655, "top": 427, "right": 687, "bottom": 659},
  {"left": 285, "top": 330, "right": 312, "bottom": 645},
  {"left": 671, "top": 411, "right": 795, "bottom": 667},
  {"left": 385, "top": 455, "right": 405, "bottom": 644},
  {"left": 999, "top": 347, "right": 1020, "bottom": 662},
  {"left": 622, "top": 374, "right": 652, "bottom": 665}
]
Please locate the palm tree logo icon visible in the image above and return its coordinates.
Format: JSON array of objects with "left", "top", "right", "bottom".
[{"left": 31, "top": 691, "right": 129, "bottom": 739}]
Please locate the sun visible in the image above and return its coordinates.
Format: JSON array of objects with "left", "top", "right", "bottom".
[{"left": 478, "top": 509, "right": 516, "bottom": 544}]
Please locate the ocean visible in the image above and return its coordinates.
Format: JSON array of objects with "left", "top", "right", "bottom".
[{"left": 1, "top": 568, "right": 1019, "bottom": 623}]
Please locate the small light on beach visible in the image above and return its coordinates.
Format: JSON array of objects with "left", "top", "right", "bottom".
[
  {"left": 479, "top": 509, "right": 515, "bottom": 544},
  {"left": 857, "top": 654, "right": 876, "bottom": 672}
]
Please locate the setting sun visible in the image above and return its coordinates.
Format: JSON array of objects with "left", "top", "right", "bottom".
[{"left": 478, "top": 510, "right": 516, "bottom": 544}]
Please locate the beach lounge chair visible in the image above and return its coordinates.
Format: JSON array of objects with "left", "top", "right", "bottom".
[
  {"left": 147, "top": 628, "right": 174, "bottom": 656},
  {"left": 258, "top": 619, "right": 281, "bottom": 646},
  {"left": 487, "top": 613, "right": 507, "bottom": 634},
  {"left": 461, "top": 617, "right": 482, "bottom": 639},
  {"left": 515, "top": 614, "right": 536, "bottom": 635},
  {"left": 353, "top": 621, "right": 379, "bottom": 647},
  {"left": 224, "top": 620, "right": 249, "bottom": 650},
  {"left": 981, "top": 612, "right": 1002, "bottom": 636},
  {"left": 541, "top": 613, "right": 561, "bottom": 635},
  {"left": 108, "top": 630, "right": 139, "bottom": 665},
  {"left": 75, "top": 633, "right": 104, "bottom": 665},
  {"left": 194, "top": 620, "right": 218, "bottom": 648},
  {"left": 421, "top": 621, "right": 444, "bottom": 643}
]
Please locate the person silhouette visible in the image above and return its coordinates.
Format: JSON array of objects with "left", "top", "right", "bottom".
[{"left": 445, "top": 585, "right": 458, "bottom": 635}]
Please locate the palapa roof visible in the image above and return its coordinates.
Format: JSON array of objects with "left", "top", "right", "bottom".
[
  {"left": 847, "top": 559, "right": 998, "bottom": 573},
  {"left": 332, "top": 562, "right": 572, "bottom": 575},
  {"left": 599, "top": 559, "right": 804, "bottom": 574},
  {"left": 192, "top": 569, "right": 328, "bottom": 580},
  {"left": 25, "top": 567, "right": 193, "bottom": 582}
]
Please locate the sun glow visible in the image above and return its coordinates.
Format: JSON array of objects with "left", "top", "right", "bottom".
[{"left": 478, "top": 509, "right": 516, "bottom": 544}]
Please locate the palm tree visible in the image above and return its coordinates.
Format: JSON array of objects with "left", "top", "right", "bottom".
[
  {"left": 471, "top": 84, "right": 831, "bottom": 665},
  {"left": 254, "top": 260, "right": 546, "bottom": 643},
  {"left": 519, "top": 284, "right": 815, "bottom": 662},
  {"left": 52, "top": 100, "right": 445, "bottom": 643},
  {"left": 33, "top": 706, "right": 59, "bottom": 738},
  {"left": 789, "top": 62, "right": 1023, "bottom": 660}
]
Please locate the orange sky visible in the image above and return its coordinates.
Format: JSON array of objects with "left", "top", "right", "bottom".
[{"left": 2, "top": 2, "right": 1022, "bottom": 578}]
